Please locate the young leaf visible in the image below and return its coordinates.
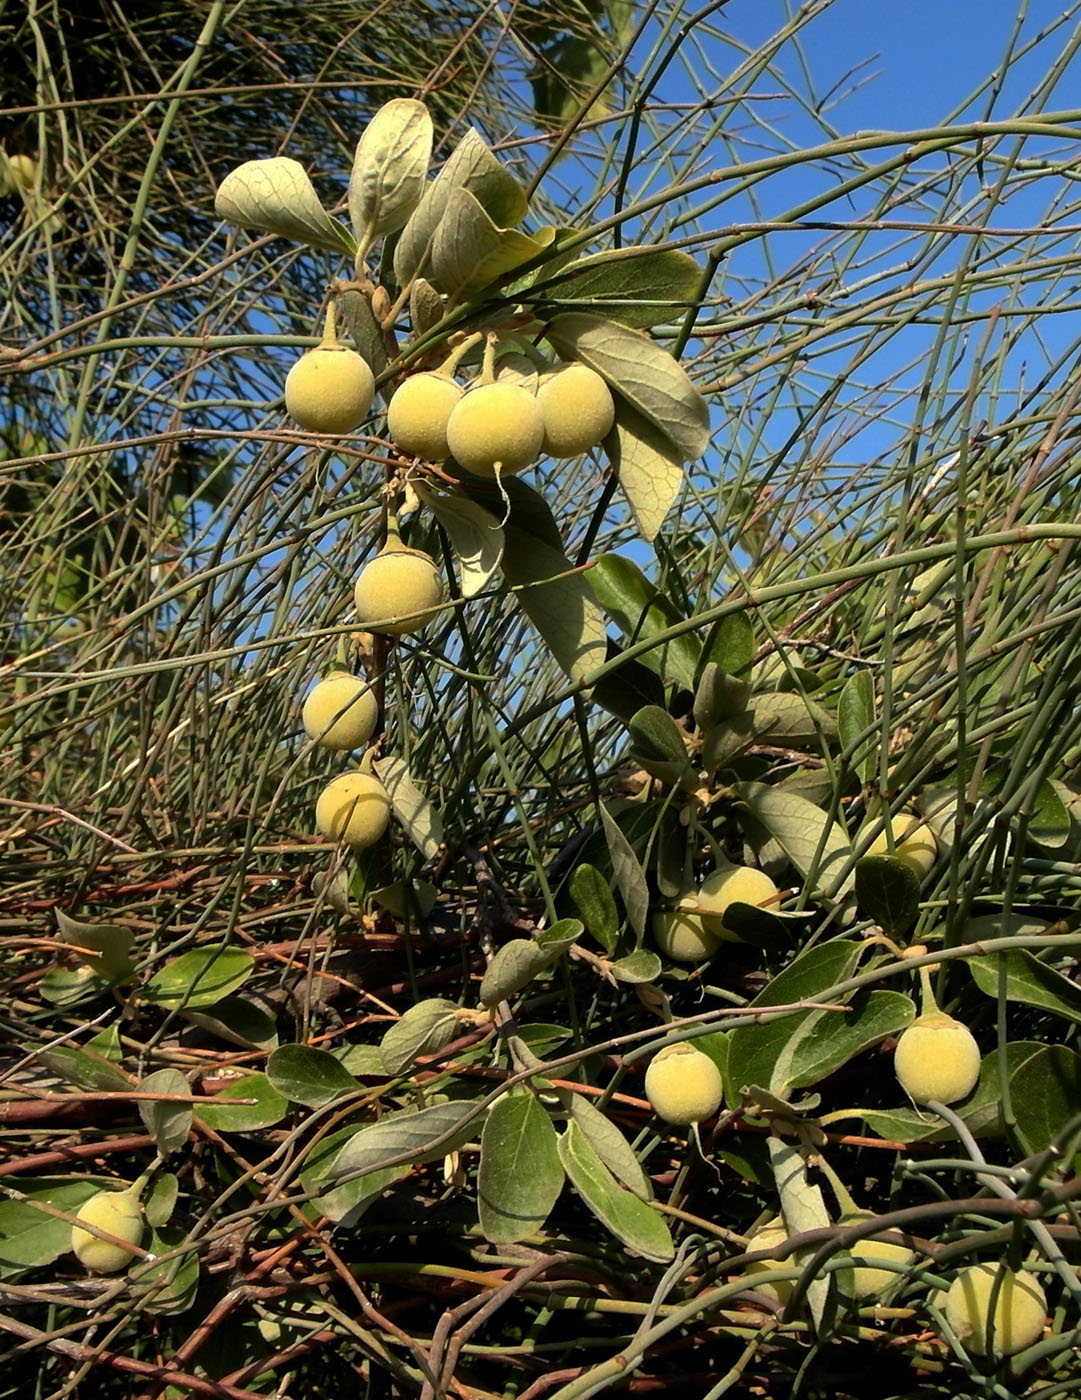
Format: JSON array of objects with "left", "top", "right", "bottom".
[
  {"left": 600, "top": 804, "right": 649, "bottom": 939},
  {"left": 394, "top": 129, "right": 528, "bottom": 288},
  {"left": 545, "top": 312, "right": 710, "bottom": 462},
  {"left": 478, "top": 1093, "right": 564, "bottom": 1243},
  {"left": 142, "top": 947, "right": 255, "bottom": 1010},
  {"left": 416, "top": 485, "right": 504, "bottom": 597},
  {"left": 372, "top": 754, "right": 444, "bottom": 861},
  {"left": 143, "top": 1174, "right": 178, "bottom": 1229},
  {"left": 628, "top": 705, "right": 698, "bottom": 790},
  {"left": 431, "top": 188, "right": 548, "bottom": 301},
  {"left": 569, "top": 1093, "right": 651, "bottom": 1198},
  {"left": 557, "top": 1120, "right": 673, "bottom": 1261},
  {"left": 609, "top": 949, "right": 662, "bottom": 983},
  {"left": 134, "top": 1227, "right": 200, "bottom": 1315},
  {"left": 480, "top": 939, "right": 554, "bottom": 1007},
  {"left": 838, "top": 670, "right": 877, "bottom": 785},
  {"left": 589, "top": 552, "right": 699, "bottom": 689},
  {"left": 55, "top": 909, "right": 135, "bottom": 984},
  {"left": 503, "top": 523, "right": 607, "bottom": 685},
  {"left": 380, "top": 999, "right": 463, "bottom": 1075},
  {"left": 215, "top": 157, "right": 352, "bottom": 253},
  {"left": 349, "top": 98, "right": 433, "bottom": 252},
  {"left": 734, "top": 781, "right": 855, "bottom": 898},
  {"left": 137, "top": 1068, "right": 193, "bottom": 1156},
  {"left": 528, "top": 246, "right": 703, "bottom": 328},
  {"left": 194, "top": 1073, "right": 289, "bottom": 1131},
  {"left": 569, "top": 863, "right": 619, "bottom": 952},
  {"left": 693, "top": 662, "right": 751, "bottom": 733},
  {"left": 603, "top": 398, "right": 684, "bottom": 541},
  {"left": 266, "top": 1045, "right": 360, "bottom": 1107}
]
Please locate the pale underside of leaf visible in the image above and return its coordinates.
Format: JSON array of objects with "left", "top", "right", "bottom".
[
  {"left": 372, "top": 754, "right": 444, "bottom": 861},
  {"left": 215, "top": 158, "right": 349, "bottom": 252},
  {"left": 604, "top": 399, "right": 684, "bottom": 541},
  {"left": 349, "top": 98, "right": 433, "bottom": 251}
]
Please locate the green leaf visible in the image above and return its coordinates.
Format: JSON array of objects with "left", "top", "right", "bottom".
[
  {"left": 215, "top": 157, "right": 352, "bottom": 254},
  {"left": 1028, "top": 778, "right": 1072, "bottom": 848},
  {"left": 609, "top": 949, "right": 662, "bottom": 983},
  {"left": 85, "top": 1024, "right": 123, "bottom": 1061},
  {"left": 180, "top": 996, "right": 279, "bottom": 1051},
  {"left": 569, "top": 864, "right": 619, "bottom": 953},
  {"left": 1009, "top": 1046, "right": 1081, "bottom": 1161},
  {"left": 603, "top": 398, "right": 684, "bottom": 541},
  {"left": 134, "top": 1227, "right": 200, "bottom": 1315},
  {"left": 143, "top": 1174, "right": 178, "bottom": 1229},
  {"left": 546, "top": 313, "right": 710, "bottom": 462},
  {"left": 137, "top": 1068, "right": 192, "bottom": 1156},
  {"left": 627, "top": 705, "right": 698, "bottom": 790},
  {"left": 699, "top": 613, "right": 755, "bottom": 679},
  {"left": 594, "top": 643, "right": 667, "bottom": 723},
  {"left": 854, "top": 856, "right": 921, "bottom": 935},
  {"left": 966, "top": 947, "right": 1081, "bottom": 1025},
  {"left": 0, "top": 1179, "right": 100, "bottom": 1269},
  {"left": 767, "top": 1137, "right": 834, "bottom": 1332},
  {"left": 530, "top": 246, "right": 703, "bottom": 328},
  {"left": 589, "top": 553, "right": 699, "bottom": 689},
  {"left": 782, "top": 990, "right": 915, "bottom": 1092},
  {"left": 431, "top": 188, "right": 548, "bottom": 301},
  {"left": 600, "top": 803, "right": 649, "bottom": 939},
  {"left": 194, "top": 1073, "right": 289, "bottom": 1132},
  {"left": 417, "top": 486, "right": 504, "bottom": 598},
  {"left": 734, "top": 781, "right": 855, "bottom": 898},
  {"left": 349, "top": 98, "right": 433, "bottom": 251},
  {"left": 55, "top": 908, "right": 135, "bottom": 984},
  {"left": 36, "top": 1046, "right": 132, "bottom": 1092},
  {"left": 142, "top": 948, "right": 255, "bottom": 1011},
  {"left": 535, "top": 918, "right": 584, "bottom": 956},
  {"left": 478, "top": 1093, "right": 565, "bottom": 1243},
  {"left": 503, "top": 520, "right": 607, "bottom": 685},
  {"left": 558, "top": 1121, "right": 673, "bottom": 1262},
  {"left": 266, "top": 1046, "right": 360, "bottom": 1108},
  {"left": 530, "top": 37, "right": 614, "bottom": 126},
  {"left": 480, "top": 939, "right": 554, "bottom": 1008},
  {"left": 838, "top": 670, "right": 877, "bottom": 785},
  {"left": 693, "top": 663, "right": 752, "bottom": 733},
  {"left": 380, "top": 999, "right": 463, "bottom": 1075},
  {"left": 372, "top": 754, "right": 444, "bottom": 862},
  {"left": 568, "top": 1093, "right": 651, "bottom": 1199},
  {"left": 394, "top": 129, "right": 528, "bottom": 288},
  {"left": 39, "top": 965, "right": 107, "bottom": 1006}
]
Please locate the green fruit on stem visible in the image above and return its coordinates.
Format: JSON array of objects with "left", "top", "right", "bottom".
[
  {"left": 387, "top": 372, "right": 463, "bottom": 462},
  {"left": 445, "top": 381, "right": 545, "bottom": 477},
  {"left": 302, "top": 672, "right": 378, "bottom": 751},
  {"left": 864, "top": 811, "right": 937, "bottom": 879},
  {"left": 71, "top": 1186, "right": 143, "bottom": 1274},
  {"left": 894, "top": 1010, "right": 980, "bottom": 1105},
  {"left": 651, "top": 905, "right": 722, "bottom": 963},
  {"left": 697, "top": 865, "right": 780, "bottom": 941},
  {"left": 315, "top": 771, "right": 391, "bottom": 849},
  {"left": 944, "top": 1263, "right": 1047, "bottom": 1356},
  {"left": 353, "top": 547, "right": 444, "bottom": 636},
  {"left": 285, "top": 344, "right": 374, "bottom": 435},
  {"left": 744, "top": 1219, "right": 795, "bottom": 1305},
  {"left": 841, "top": 1211, "right": 914, "bottom": 1299},
  {"left": 644, "top": 1042, "right": 723, "bottom": 1125},
  {"left": 537, "top": 363, "right": 615, "bottom": 458}
]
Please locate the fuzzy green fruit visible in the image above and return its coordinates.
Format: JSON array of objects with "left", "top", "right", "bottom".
[
  {"left": 644, "top": 1042, "right": 723, "bottom": 1125},
  {"left": 387, "top": 373, "right": 463, "bottom": 462},
  {"left": 537, "top": 363, "right": 615, "bottom": 458},
  {"left": 302, "top": 672, "right": 378, "bottom": 751},
  {"left": 894, "top": 1011, "right": 980, "bottom": 1105},
  {"left": 651, "top": 905, "right": 722, "bottom": 963},
  {"left": 944, "top": 1263, "right": 1047, "bottom": 1356},
  {"left": 71, "top": 1187, "right": 143, "bottom": 1274},
  {"left": 353, "top": 548, "right": 444, "bottom": 636},
  {"left": 285, "top": 344, "right": 374, "bottom": 435},
  {"left": 864, "top": 812, "right": 937, "bottom": 879},
  {"left": 697, "top": 865, "right": 780, "bottom": 941},
  {"left": 841, "top": 1211, "right": 914, "bottom": 1299},
  {"left": 744, "top": 1220, "right": 795, "bottom": 1305},
  {"left": 315, "top": 771, "right": 391, "bottom": 849},
  {"left": 445, "top": 382, "right": 545, "bottom": 477}
]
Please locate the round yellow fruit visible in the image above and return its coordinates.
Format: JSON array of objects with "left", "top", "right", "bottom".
[
  {"left": 537, "top": 363, "right": 615, "bottom": 458},
  {"left": 315, "top": 771, "right": 391, "bottom": 849},
  {"left": 697, "top": 865, "right": 780, "bottom": 941},
  {"left": 302, "top": 672, "right": 378, "bottom": 751},
  {"left": 353, "top": 548, "right": 444, "bottom": 636},
  {"left": 445, "top": 382, "right": 545, "bottom": 477},
  {"left": 651, "top": 905, "right": 722, "bottom": 963},
  {"left": 864, "top": 812, "right": 937, "bottom": 879},
  {"left": 6, "top": 154, "right": 37, "bottom": 193},
  {"left": 644, "top": 1042, "right": 724, "bottom": 1125},
  {"left": 71, "top": 1187, "right": 143, "bottom": 1274},
  {"left": 387, "top": 373, "right": 463, "bottom": 462},
  {"left": 841, "top": 1211, "right": 914, "bottom": 1299},
  {"left": 894, "top": 1012, "right": 980, "bottom": 1105},
  {"left": 285, "top": 345, "right": 375, "bottom": 435},
  {"left": 744, "top": 1219, "right": 795, "bottom": 1305},
  {"left": 944, "top": 1263, "right": 1047, "bottom": 1356}
]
